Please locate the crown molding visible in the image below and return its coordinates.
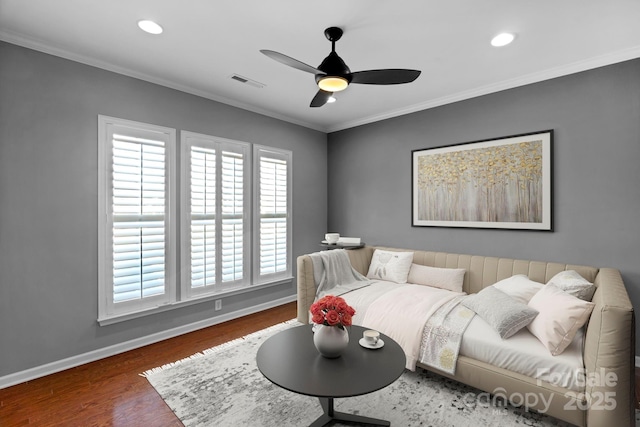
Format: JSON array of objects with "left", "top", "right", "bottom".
[
  {"left": 0, "top": 30, "right": 327, "bottom": 132},
  {"left": 3, "top": 29, "right": 640, "bottom": 135},
  {"left": 327, "top": 45, "right": 640, "bottom": 133}
]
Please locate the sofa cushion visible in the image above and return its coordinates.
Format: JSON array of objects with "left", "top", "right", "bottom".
[
  {"left": 461, "top": 286, "right": 539, "bottom": 339},
  {"left": 527, "top": 284, "right": 595, "bottom": 356},
  {"left": 492, "top": 274, "right": 544, "bottom": 304},
  {"left": 407, "top": 264, "right": 466, "bottom": 292},
  {"left": 366, "top": 249, "right": 413, "bottom": 283},
  {"left": 547, "top": 270, "right": 596, "bottom": 301}
]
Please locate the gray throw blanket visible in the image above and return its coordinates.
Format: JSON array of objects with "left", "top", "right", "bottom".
[{"left": 309, "top": 249, "right": 368, "bottom": 299}]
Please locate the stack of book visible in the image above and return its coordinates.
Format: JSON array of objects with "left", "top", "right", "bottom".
[{"left": 337, "top": 237, "right": 361, "bottom": 246}]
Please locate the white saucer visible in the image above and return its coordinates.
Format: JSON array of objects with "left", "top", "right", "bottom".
[{"left": 359, "top": 338, "right": 385, "bottom": 349}]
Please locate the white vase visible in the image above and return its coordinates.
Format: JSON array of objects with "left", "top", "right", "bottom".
[{"left": 313, "top": 324, "right": 349, "bottom": 358}]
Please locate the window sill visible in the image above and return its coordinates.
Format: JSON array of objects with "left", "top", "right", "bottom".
[{"left": 98, "top": 276, "right": 293, "bottom": 326}]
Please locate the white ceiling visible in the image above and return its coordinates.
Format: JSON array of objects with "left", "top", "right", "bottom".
[{"left": 2, "top": 0, "right": 640, "bottom": 133}]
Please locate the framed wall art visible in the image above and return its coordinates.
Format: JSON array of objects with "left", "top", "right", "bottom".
[{"left": 412, "top": 130, "right": 553, "bottom": 230}]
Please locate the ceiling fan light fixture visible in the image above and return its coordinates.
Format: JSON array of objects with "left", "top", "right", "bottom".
[{"left": 318, "top": 76, "right": 349, "bottom": 92}]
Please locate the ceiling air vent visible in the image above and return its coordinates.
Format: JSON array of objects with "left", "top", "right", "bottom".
[{"left": 230, "top": 74, "right": 265, "bottom": 89}]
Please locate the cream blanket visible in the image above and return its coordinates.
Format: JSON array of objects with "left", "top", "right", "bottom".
[{"left": 361, "top": 285, "right": 462, "bottom": 370}]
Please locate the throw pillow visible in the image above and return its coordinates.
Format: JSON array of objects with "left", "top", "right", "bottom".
[
  {"left": 547, "top": 270, "right": 596, "bottom": 301},
  {"left": 366, "top": 250, "right": 414, "bottom": 283},
  {"left": 407, "top": 264, "right": 466, "bottom": 292},
  {"left": 492, "top": 274, "right": 544, "bottom": 304},
  {"left": 461, "top": 286, "right": 539, "bottom": 339},
  {"left": 527, "top": 284, "right": 596, "bottom": 356}
]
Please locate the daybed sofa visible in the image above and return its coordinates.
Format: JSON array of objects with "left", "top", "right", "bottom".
[{"left": 296, "top": 245, "right": 635, "bottom": 427}]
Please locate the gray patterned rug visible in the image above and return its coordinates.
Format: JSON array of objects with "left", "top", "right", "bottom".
[{"left": 142, "top": 320, "right": 576, "bottom": 427}]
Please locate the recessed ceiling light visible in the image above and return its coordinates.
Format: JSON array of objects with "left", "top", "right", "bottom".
[
  {"left": 138, "top": 20, "right": 163, "bottom": 35},
  {"left": 327, "top": 96, "right": 337, "bottom": 103},
  {"left": 491, "top": 33, "right": 515, "bottom": 47}
]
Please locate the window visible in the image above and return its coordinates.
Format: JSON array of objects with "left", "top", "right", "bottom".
[
  {"left": 254, "top": 146, "right": 292, "bottom": 284},
  {"left": 98, "top": 118, "right": 291, "bottom": 323},
  {"left": 181, "top": 132, "right": 250, "bottom": 299},
  {"left": 98, "top": 116, "right": 177, "bottom": 320}
]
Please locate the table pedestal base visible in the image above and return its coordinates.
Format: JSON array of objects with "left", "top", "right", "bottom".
[{"left": 309, "top": 397, "right": 390, "bottom": 427}]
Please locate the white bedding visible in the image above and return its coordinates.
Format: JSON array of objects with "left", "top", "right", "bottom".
[
  {"left": 341, "top": 280, "right": 461, "bottom": 370},
  {"left": 339, "top": 280, "right": 401, "bottom": 323},
  {"left": 362, "top": 284, "right": 460, "bottom": 370},
  {"left": 460, "top": 316, "right": 586, "bottom": 392},
  {"left": 334, "top": 280, "right": 586, "bottom": 391}
]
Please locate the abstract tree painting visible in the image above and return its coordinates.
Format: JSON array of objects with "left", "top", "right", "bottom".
[{"left": 412, "top": 131, "right": 552, "bottom": 230}]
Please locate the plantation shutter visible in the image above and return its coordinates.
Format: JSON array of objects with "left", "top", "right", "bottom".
[
  {"left": 255, "top": 146, "right": 292, "bottom": 282},
  {"left": 98, "top": 116, "right": 176, "bottom": 320},
  {"left": 112, "top": 135, "right": 166, "bottom": 302},
  {"left": 190, "top": 147, "right": 216, "bottom": 289},
  {"left": 221, "top": 151, "right": 245, "bottom": 282},
  {"left": 182, "top": 132, "right": 250, "bottom": 298}
]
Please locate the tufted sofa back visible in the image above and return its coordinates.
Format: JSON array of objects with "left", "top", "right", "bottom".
[{"left": 346, "top": 246, "right": 598, "bottom": 295}]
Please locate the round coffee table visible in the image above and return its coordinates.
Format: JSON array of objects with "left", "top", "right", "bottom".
[{"left": 256, "top": 324, "right": 406, "bottom": 427}]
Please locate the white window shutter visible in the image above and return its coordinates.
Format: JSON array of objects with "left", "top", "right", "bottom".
[
  {"left": 190, "top": 147, "right": 216, "bottom": 289},
  {"left": 98, "top": 116, "right": 176, "bottom": 320},
  {"left": 99, "top": 119, "right": 292, "bottom": 322},
  {"left": 254, "top": 146, "right": 292, "bottom": 283},
  {"left": 221, "top": 151, "right": 245, "bottom": 282},
  {"left": 181, "top": 132, "right": 250, "bottom": 298}
]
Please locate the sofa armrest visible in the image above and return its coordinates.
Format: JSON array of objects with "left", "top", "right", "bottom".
[
  {"left": 296, "top": 247, "right": 375, "bottom": 323},
  {"left": 296, "top": 255, "right": 316, "bottom": 323},
  {"left": 583, "top": 267, "right": 635, "bottom": 427}
]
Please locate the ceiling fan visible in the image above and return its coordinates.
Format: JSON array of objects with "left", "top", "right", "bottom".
[{"left": 260, "top": 27, "right": 422, "bottom": 108}]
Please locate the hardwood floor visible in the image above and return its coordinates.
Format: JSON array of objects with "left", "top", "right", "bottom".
[
  {"left": 1, "top": 303, "right": 638, "bottom": 426},
  {"left": 0, "top": 302, "right": 297, "bottom": 427}
]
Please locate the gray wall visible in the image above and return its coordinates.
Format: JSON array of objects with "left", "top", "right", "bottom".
[
  {"left": 328, "top": 59, "right": 640, "bottom": 354},
  {"left": 0, "top": 41, "right": 327, "bottom": 377}
]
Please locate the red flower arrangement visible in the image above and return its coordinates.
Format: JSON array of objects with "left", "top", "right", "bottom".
[{"left": 310, "top": 295, "right": 356, "bottom": 329}]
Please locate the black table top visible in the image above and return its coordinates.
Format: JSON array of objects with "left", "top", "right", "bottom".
[{"left": 256, "top": 324, "right": 406, "bottom": 399}]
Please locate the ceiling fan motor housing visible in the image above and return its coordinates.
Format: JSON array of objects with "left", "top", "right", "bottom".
[{"left": 315, "top": 52, "right": 352, "bottom": 84}]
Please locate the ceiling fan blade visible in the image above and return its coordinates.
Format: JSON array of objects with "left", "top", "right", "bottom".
[
  {"left": 260, "top": 50, "right": 323, "bottom": 75},
  {"left": 310, "top": 89, "right": 333, "bottom": 108},
  {"left": 350, "top": 69, "right": 421, "bottom": 85}
]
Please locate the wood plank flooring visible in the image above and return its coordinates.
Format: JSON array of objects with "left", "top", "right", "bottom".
[
  {"left": 1, "top": 302, "right": 638, "bottom": 426},
  {"left": 0, "top": 302, "right": 297, "bottom": 427}
]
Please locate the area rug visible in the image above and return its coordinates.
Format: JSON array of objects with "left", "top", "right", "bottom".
[{"left": 142, "top": 320, "right": 576, "bottom": 427}]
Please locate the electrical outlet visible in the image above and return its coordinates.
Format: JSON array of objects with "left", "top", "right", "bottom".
[{"left": 215, "top": 299, "right": 222, "bottom": 311}]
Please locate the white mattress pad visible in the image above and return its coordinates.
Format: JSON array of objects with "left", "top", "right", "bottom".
[{"left": 460, "top": 315, "right": 585, "bottom": 392}]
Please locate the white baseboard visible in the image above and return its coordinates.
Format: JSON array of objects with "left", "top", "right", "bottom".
[{"left": 0, "top": 295, "right": 296, "bottom": 389}]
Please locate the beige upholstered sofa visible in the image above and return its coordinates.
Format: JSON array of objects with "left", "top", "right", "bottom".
[{"left": 297, "top": 245, "right": 635, "bottom": 427}]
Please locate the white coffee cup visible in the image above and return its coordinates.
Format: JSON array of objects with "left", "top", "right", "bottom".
[
  {"left": 363, "top": 329, "right": 380, "bottom": 345},
  {"left": 325, "top": 233, "right": 340, "bottom": 244}
]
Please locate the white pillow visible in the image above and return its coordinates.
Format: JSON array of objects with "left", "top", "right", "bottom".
[
  {"left": 366, "top": 250, "right": 413, "bottom": 283},
  {"left": 407, "top": 264, "right": 466, "bottom": 292},
  {"left": 492, "top": 274, "right": 544, "bottom": 304},
  {"left": 527, "top": 284, "right": 595, "bottom": 356},
  {"left": 547, "top": 270, "right": 596, "bottom": 301}
]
